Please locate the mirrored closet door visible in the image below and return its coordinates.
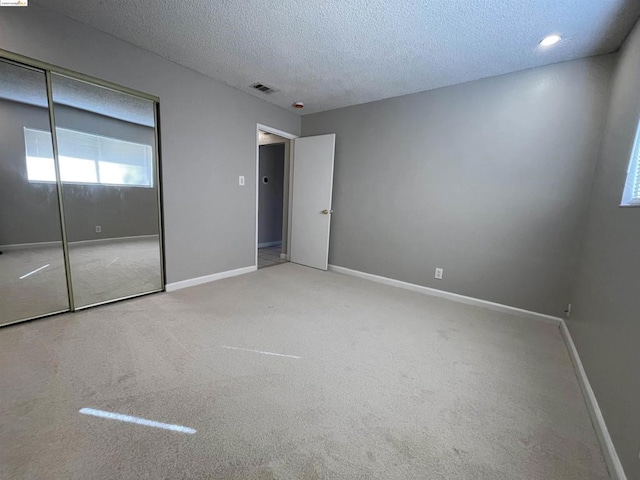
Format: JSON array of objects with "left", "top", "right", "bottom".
[
  {"left": 50, "top": 74, "right": 162, "bottom": 309},
  {"left": 0, "top": 57, "right": 163, "bottom": 326},
  {"left": 0, "top": 60, "right": 70, "bottom": 325}
]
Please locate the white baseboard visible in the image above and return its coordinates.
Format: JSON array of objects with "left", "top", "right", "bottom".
[
  {"left": 560, "top": 320, "right": 627, "bottom": 480},
  {"left": 72, "top": 234, "right": 159, "bottom": 246},
  {"left": 0, "top": 241, "right": 62, "bottom": 251},
  {"left": 0, "top": 235, "right": 158, "bottom": 251},
  {"left": 258, "top": 241, "right": 282, "bottom": 248},
  {"left": 165, "top": 265, "right": 256, "bottom": 292},
  {"left": 328, "top": 265, "right": 562, "bottom": 325}
]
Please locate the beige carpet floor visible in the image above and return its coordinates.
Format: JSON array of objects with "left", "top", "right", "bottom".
[{"left": 0, "top": 263, "right": 608, "bottom": 479}]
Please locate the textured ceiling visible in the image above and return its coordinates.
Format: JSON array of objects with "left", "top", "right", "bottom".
[
  {"left": 52, "top": 74, "right": 154, "bottom": 127},
  {"left": 0, "top": 60, "right": 154, "bottom": 126},
  {"left": 36, "top": 0, "right": 640, "bottom": 115}
]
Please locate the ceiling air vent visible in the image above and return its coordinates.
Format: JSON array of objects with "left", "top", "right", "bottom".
[{"left": 251, "top": 83, "right": 275, "bottom": 94}]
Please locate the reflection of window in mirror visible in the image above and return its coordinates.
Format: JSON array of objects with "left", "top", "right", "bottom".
[
  {"left": 621, "top": 122, "right": 640, "bottom": 206},
  {"left": 24, "top": 127, "right": 153, "bottom": 188}
]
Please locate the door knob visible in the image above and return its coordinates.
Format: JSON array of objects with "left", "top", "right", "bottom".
[{"left": 321, "top": 209, "right": 334, "bottom": 215}]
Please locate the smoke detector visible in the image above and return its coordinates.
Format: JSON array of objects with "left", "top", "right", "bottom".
[{"left": 293, "top": 102, "right": 304, "bottom": 109}]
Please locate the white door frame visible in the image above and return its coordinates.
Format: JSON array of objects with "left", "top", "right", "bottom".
[{"left": 255, "top": 124, "right": 298, "bottom": 268}]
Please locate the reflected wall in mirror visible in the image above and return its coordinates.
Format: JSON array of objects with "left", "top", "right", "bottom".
[
  {"left": 0, "top": 60, "right": 69, "bottom": 325},
  {"left": 50, "top": 74, "right": 163, "bottom": 308}
]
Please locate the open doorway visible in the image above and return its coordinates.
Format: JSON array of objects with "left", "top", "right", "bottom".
[{"left": 256, "top": 126, "right": 295, "bottom": 269}]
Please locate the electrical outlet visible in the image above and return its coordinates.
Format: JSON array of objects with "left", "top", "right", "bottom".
[
  {"left": 95, "top": 225, "right": 102, "bottom": 233},
  {"left": 435, "top": 268, "right": 443, "bottom": 280},
  {"left": 239, "top": 175, "right": 245, "bottom": 186}
]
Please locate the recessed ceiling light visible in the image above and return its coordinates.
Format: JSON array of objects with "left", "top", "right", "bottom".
[{"left": 539, "top": 34, "right": 562, "bottom": 47}]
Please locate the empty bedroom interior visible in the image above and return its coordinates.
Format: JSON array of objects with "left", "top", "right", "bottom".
[{"left": 0, "top": 1, "right": 638, "bottom": 479}]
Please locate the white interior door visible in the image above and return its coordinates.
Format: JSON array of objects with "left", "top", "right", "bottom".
[{"left": 290, "top": 134, "right": 336, "bottom": 270}]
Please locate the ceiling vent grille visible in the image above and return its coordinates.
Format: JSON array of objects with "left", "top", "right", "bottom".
[{"left": 251, "top": 83, "right": 275, "bottom": 94}]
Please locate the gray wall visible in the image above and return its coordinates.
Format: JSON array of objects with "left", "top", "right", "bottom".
[
  {"left": 568, "top": 21, "right": 640, "bottom": 479},
  {"left": 258, "top": 143, "right": 285, "bottom": 245},
  {"left": 0, "top": 100, "right": 158, "bottom": 245},
  {"left": 303, "top": 55, "right": 615, "bottom": 316},
  {"left": 0, "top": 4, "right": 301, "bottom": 282},
  {"left": 0, "top": 99, "right": 61, "bottom": 245}
]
